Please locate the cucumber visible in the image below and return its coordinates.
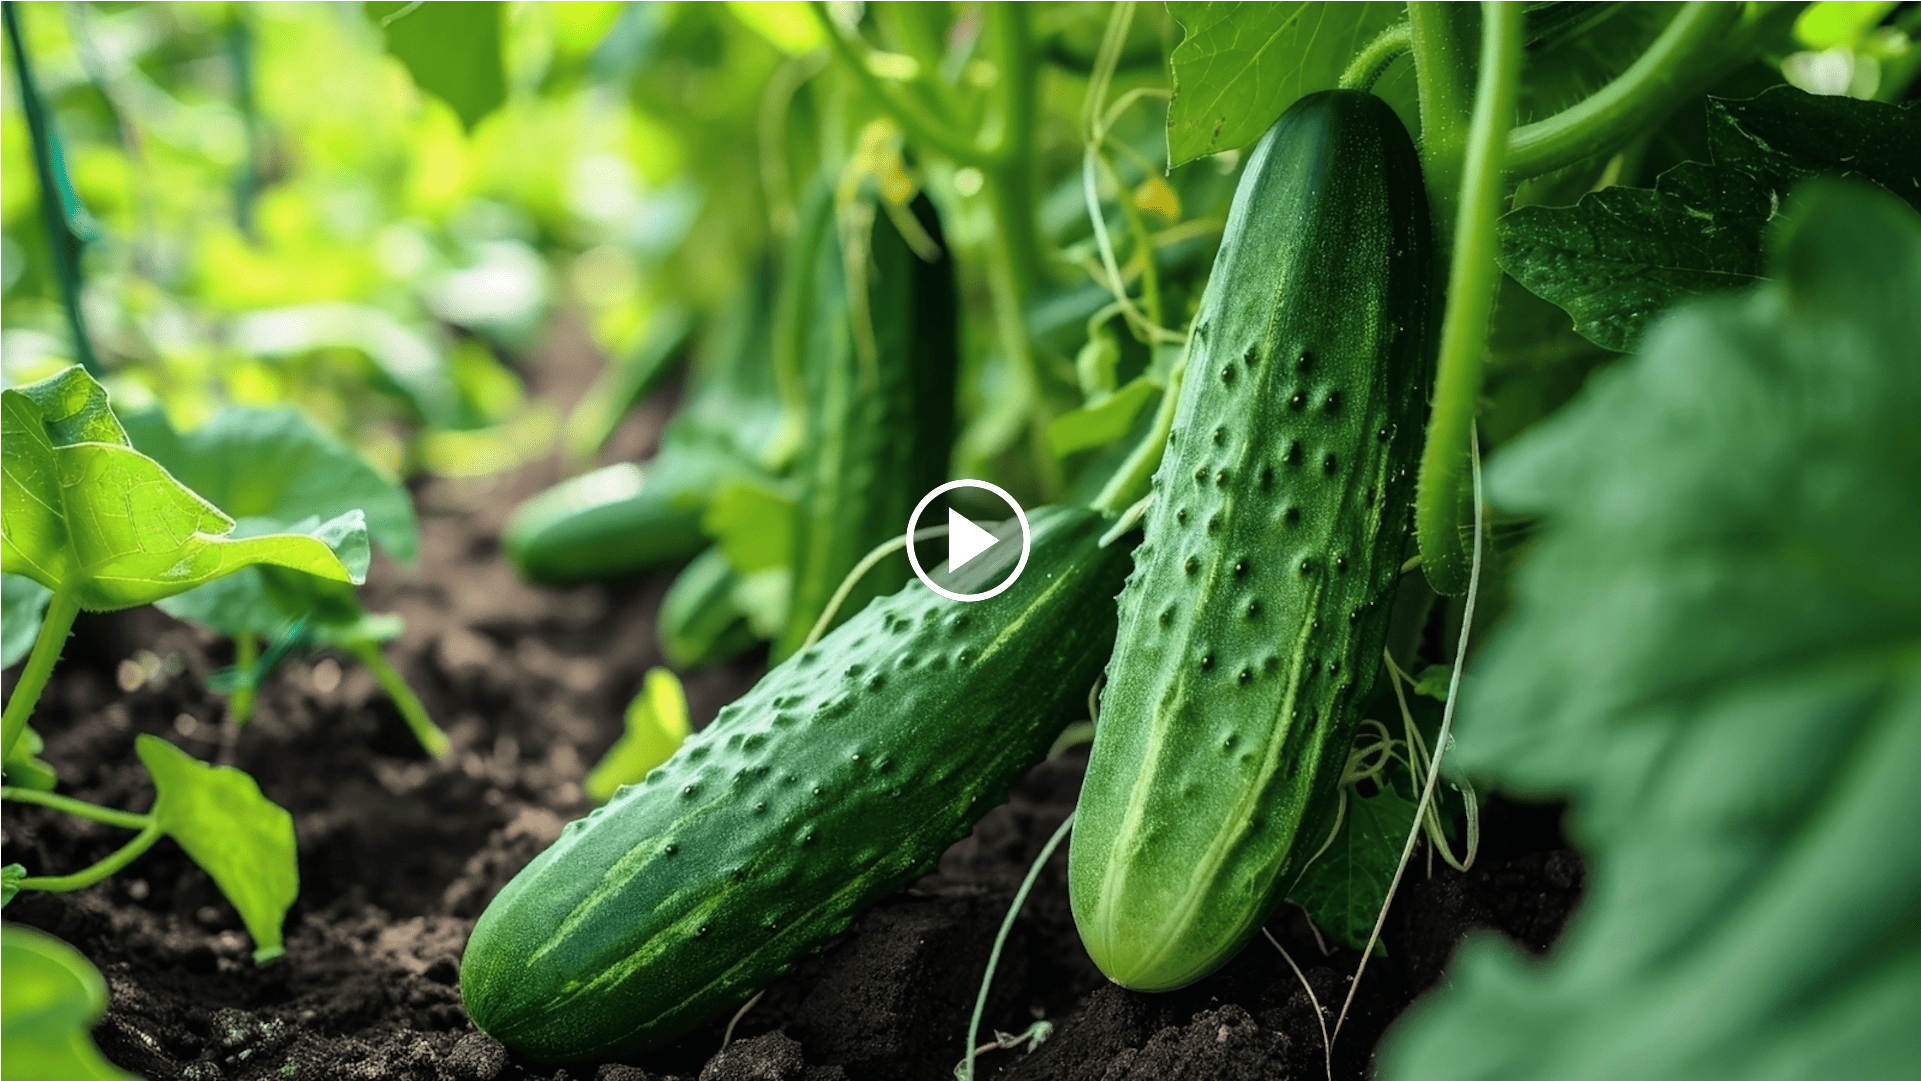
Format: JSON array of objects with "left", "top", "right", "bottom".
[
  {"left": 461, "top": 507, "right": 1134, "bottom": 1059},
  {"left": 502, "top": 463, "right": 709, "bottom": 585},
  {"left": 770, "top": 189, "right": 959, "bottom": 659},
  {"left": 503, "top": 268, "right": 783, "bottom": 587},
  {"left": 1067, "top": 91, "right": 1434, "bottom": 991}
]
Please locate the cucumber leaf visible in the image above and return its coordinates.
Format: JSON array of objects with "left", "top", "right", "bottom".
[
  {"left": 1, "top": 367, "right": 368, "bottom": 613},
  {"left": 1047, "top": 377, "right": 1161, "bottom": 458},
  {"left": 122, "top": 406, "right": 412, "bottom": 645},
  {"left": 0, "top": 925, "right": 137, "bottom": 1081},
  {"left": 136, "top": 735, "right": 299, "bottom": 964},
  {"left": 584, "top": 668, "right": 692, "bottom": 803},
  {"left": 124, "top": 405, "right": 417, "bottom": 563},
  {"left": 2, "top": 863, "right": 23, "bottom": 905},
  {"left": 1499, "top": 87, "right": 1921, "bottom": 351},
  {"left": 365, "top": 1, "right": 506, "bottom": 133},
  {"left": 1165, "top": 2, "right": 1407, "bottom": 167},
  {"left": 1380, "top": 183, "right": 1921, "bottom": 1081},
  {"left": 1290, "top": 786, "right": 1416, "bottom": 953}
]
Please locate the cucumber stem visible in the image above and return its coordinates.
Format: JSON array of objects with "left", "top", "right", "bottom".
[
  {"left": 1504, "top": 1, "right": 1735, "bottom": 179},
  {"left": 1408, "top": 3, "right": 1474, "bottom": 238},
  {"left": 346, "top": 640, "right": 450, "bottom": 758},
  {"left": 960, "top": 812, "right": 1074, "bottom": 1081},
  {"left": 809, "top": 3, "right": 988, "bottom": 166},
  {"left": 1, "top": 585, "right": 81, "bottom": 764},
  {"left": 3, "top": 3, "right": 102, "bottom": 375},
  {"left": 228, "top": 632, "right": 260, "bottom": 726},
  {"left": 1, "top": 787, "right": 152, "bottom": 831},
  {"left": 15, "top": 820, "right": 163, "bottom": 894},
  {"left": 1414, "top": 1, "right": 1520, "bottom": 595},
  {"left": 1340, "top": 22, "right": 1414, "bottom": 92}
]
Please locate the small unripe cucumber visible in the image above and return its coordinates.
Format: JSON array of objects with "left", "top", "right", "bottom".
[
  {"left": 462, "top": 507, "right": 1134, "bottom": 1060},
  {"left": 1068, "top": 91, "right": 1434, "bottom": 991},
  {"left": 771, "top": 190, "right": 959, "bottom": 659}
]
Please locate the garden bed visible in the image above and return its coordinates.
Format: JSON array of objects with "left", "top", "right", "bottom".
[{"left": 2, "top": 324, "right": 1582, "bottom": 1081}]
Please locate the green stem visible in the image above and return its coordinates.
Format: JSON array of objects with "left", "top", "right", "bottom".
[
  {"left": 873, "top": 2, "right": 954, "bottom": 123},
  {"left": 1505, "top": 1, "right": 1735, "bottom": 179},
  {"left": 1091, "top": 358, "right": 1185, "bottom": 515},
  {"left": 16, "top": 821, "right": 163, "bottom": 894},
  {"left": 1408, "top": 3, "right": 1473, "bottom": 239},
  {"left": 1416, "top": 1, "right": 1521, "bottom": 596},
  {"left": 3, "top": 2, "right": 102, "bottom": 375},
  {"left": 228, "top": 632, "right": 259, "bottom": 726},
  {"left": 1, "top": 787, "right": 152, "bottom": 831},
  {"left": 346, "top": 640, "right": 449, "bottom": 757},
  {"left": 810, "top": 1, "right": 991, "bottom": 167},
  {"left": 960, "top": 812, "right": 1073, "bottom": 1081},
  {"left": 2, "top": 585, "right": 81, "bottom": 764},
  {"left": 1109, "top": 159, "right": 1162, "bottom": 327},
  {"left": 1340, "top": 22, "right": 1414, "bottom": 91}
]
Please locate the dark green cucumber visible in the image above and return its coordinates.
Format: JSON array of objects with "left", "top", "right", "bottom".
[
  {"left": 503, "top": 267, "right": 783, "bottom": 586},
  {"left": 1068, "top": 91, "right": 1433, "bottom": 990},
  {"left": 462, "top": 507, "right": 1134, "bottom": 1060},
  {"left": 770, "top": 189, "right": 959, "bottom": 659}
]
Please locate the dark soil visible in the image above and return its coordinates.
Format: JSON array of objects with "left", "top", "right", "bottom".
[{"left": 3, "top": 316, "right": 1585, "bottom": 1081}]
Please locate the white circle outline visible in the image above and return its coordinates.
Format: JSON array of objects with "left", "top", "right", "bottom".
[{"left": 905, "top": 480, "right": 1031, "bottom": 603}]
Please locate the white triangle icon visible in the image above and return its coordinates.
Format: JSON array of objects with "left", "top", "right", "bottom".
[{"left": 947, "top": 508, "right": 1000, "bottom": 570}]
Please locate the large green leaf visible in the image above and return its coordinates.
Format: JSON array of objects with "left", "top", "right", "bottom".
[
  {"left": 1290, "top": 786, "right": 1416, "bottom": 952},
  {"left": 1500, "top": 87, "right": 1921, "bottom": 351},
  {"left": 1380, "top": 183, "right": 1921, "bottom": 1081},
  {"left": 123, "top": 406, "right": 412, "bottom": 642},
  {"left": 124, "top": 406, "right": 416, "bottom": 563},
  {"left": 365, "top": 1, "right": 507, "bottom": 133},
  {"left": 0, "top": 925, "right": 137, "bottom": 1081},
  {"left": 136, "top": 735, "right": 299, "bottom": 964},
  {"left": 1165, "top": 2, "right": 1406, "bottom": 167},
  {"left": 0, "top": 367, "right": 368, "bottom": 612}
]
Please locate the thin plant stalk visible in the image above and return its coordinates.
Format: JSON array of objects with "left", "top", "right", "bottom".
[
  {"left": 1, "top": 787, "right": 151, "bottom": 830},
  {"left": 346, "top": 640, "right": 450, "bottom": 757},
  {"left": 16, "top": 820, "right": 163, "bottom": 894},
  {"left": 960, "top": 812, "right": 1074, "bottom": 1081},
  {"left": 3, "top": 2, "right": 102, "bottom": 375},
  {"left": 229, "top": 632, "right": 260, "bottom": 726},
  {"left": 1334, "top": 427, "right": 1487, "bottom": 1043},
  {"left": 2, "top": 586, "right": 81, "bottom": 763}
]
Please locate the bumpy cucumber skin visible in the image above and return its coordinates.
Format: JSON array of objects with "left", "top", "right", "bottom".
[
  {"left": 462, "top": 507, "right": 1132, "bottom": 1060},
  {"left": 1068, "top": 91, "right": 1433, "bottom": 991},
  {"left": 772, "top": 194, "right": 959, "bottom": 660}
]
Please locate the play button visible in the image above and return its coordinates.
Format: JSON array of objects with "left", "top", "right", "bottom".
[
  {"left": 905, "top": 480, "right": 1032, "bottom": 602},
  {"left": 946, "top": 508, "right": 1001, "bottom": 570}
]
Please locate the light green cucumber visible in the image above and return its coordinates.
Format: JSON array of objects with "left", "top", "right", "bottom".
[
  {"left": 462, "top": 506, "right": 1135, "bottom": 1060},
  {"left": 1068, "top": 90, "right": 1435, "bottom": 991}
]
